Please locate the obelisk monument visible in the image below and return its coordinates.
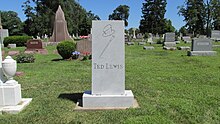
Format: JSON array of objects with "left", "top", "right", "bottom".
[{"left": 49, "top": 5, "right": 73, "bottom": 42}]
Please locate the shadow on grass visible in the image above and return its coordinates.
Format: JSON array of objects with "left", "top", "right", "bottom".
[
  {"left": 51, "top": 58, "right": 64, "bottom": 61},
  {"left": 58, "top": 93, "right": 83, "bottom": 106}
]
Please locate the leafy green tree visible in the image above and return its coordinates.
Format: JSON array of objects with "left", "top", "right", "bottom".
[
  {"left": 109, "top": 5, "right": 130, "bottom": 27},
  {"left": 178, "top": 0, "right": 206, "bottom": 36},
  {"left": 0, "top": 11, "right": 24, "bottom": 36},
  {"left": 139, "top": 0, "right": 167, "bottom": 35}
]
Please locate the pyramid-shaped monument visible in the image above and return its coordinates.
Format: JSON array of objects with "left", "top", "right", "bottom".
[{"left": 49, "top": 5, "right": 73, "bottom": 42}]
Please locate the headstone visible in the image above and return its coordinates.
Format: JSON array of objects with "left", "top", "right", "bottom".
[
  {"left": 187, "top": 38, "right": 217, "bottom": 56},
  {"left": 211, "top": 30, "right": 220, "bottom": 41},
  {"left": 136, "top": 33, "right": 143, "bottom": 39},
  {"left": 164, "top": 32, "right": 175, "bottom": 42},
  {"left": 138, "top": 42, "right": 146, "bottom": 45},
  {"left": 76, "top": 39, "right": 92, "bottom": 54},
  {"left": 126, "top": 42, "right": 135, "bottom": 45},
  {"left": 143, "top": 46, "right": 154, "bottom": 50},
  {"left": 177, "top": 46, "right": 190, "bottom": 51},
  {"left": 83, "top": 20, "right": 134, "bottom": 108},
  {"left": 163, "top": 32, "right": 176, "bottom": 50},
  {"left": 25, "top": 39, "right": 48, "bottom": 54},
  {"left": 133, "top": 28, "right": 136, "bottom": 39},
  {"left": 49, "top": 5, "right": 73, "bottom": 42},
  {"left": 8, "top": 44, "right": 16, "bottom": 48},
  {"left": 26, "top": 39, "right": 43, "bottom": 49},
  {"left": 182, "top": 36, "right": 192, "bottom": 43}
]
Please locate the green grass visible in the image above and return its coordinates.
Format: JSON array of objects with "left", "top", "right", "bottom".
[{"left": 0, "top": 42, "right": 220, "bottom": 124}]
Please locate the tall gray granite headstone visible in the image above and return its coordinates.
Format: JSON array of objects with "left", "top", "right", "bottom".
[
  {"left": 83, "top": 20, "right": 134, "bottom": 108},
  {"left": 163, "top": 32, "right": 176, "bottom": 50},
  {"left": 187, "top": 38, "right": 216, "bottom": 56}
]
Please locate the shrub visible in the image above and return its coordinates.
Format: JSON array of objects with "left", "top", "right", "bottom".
[
  {"left": 16, "top": 54, "right": 35, "bottom": 63},
  {"left": 4, "top": 36, "right": 32, "bottom": 47},
  {"left": 57, "top": 40, "right": 76, "bottom": 59}
]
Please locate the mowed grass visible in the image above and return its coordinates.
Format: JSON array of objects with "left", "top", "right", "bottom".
[{"left": 0, "top": 41, "right": 220, "bottom": 124}]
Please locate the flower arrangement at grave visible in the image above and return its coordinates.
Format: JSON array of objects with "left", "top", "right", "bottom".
[
  {"left": 82, "top": 51, "right": 91, "bottom": 60},
  {"left": 72, "top": 51, "right": 80, "bottom": 59}
]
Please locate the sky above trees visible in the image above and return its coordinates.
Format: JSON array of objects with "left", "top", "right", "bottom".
[{"left": 0, "top": 0, "right": 185, "bottom": 30}]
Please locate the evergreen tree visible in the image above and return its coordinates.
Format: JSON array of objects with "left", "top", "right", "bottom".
[
  {"left": 210, "top": 0, "right": 220, "bottom": 30},
  {"left": 178, "top": 0, "right": 206, "bottom": 36},
  {"left": 139, "top": 0, "right": 167, "bottom": 35}
]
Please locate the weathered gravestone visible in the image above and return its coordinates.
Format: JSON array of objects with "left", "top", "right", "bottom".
[
  {"left": 76, "top": 39, "right": 92, "bottom": 54},
  {"left": 83, "top": 20, "right": 134, "bottom": 108},
  {"left": 211, "top": 30, "right": 220, "bottom": 41},
  {"left": 49, "top": 5, "right": 73, "bottom": 42},
  {"left": 25, "top": 39, "right": 48, "bottom": 54},
  {"left": 163, "top": 32, "right": 176, "bottom": 50},
  {"left": 182, "top": 36, "right": 192, "bottom": 43},
  {"left": 187, "top": 38, "right": 217, "bottom": 56}
]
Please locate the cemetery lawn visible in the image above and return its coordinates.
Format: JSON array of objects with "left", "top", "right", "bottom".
[{"left": 1, "top": 41, "right": 220, "bottom": 124}]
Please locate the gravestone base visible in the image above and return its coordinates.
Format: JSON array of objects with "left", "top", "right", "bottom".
[
  {"left": 177, "top": 46, "right": 190, "bottom": 51},
  {"left": 138, "top": 42, "right": 146, "bottom": 45},
  {"left": 0, "top": 98, "right": 32, "bottom": 114},
  {"left": 126, "top": 42, "right": 135, "bottom": 45},
  {"left": 187, "top": 51, "right": 217, "bottom": 56},
  {"left": 83, "top": 90, "right": 134, "bottom": 108},
  {"left": 143, "top": 46, "right": 155, "bottom": 50},
  {"left": 0, "top": 84, "right": 21, "bottom": 106}
]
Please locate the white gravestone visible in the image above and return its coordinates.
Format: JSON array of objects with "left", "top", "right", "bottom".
[{"left": 83, "top": 20, "right": 134, "bottom": 108}]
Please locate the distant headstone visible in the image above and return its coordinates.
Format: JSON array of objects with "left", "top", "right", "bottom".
[
  {"left": 133, "top": 28, "right": 136, "bottom": 39},
  {"left": 138, "top": 42, "right": 146, "bottom": 45},
  {"left": 76, "top": 39, "right": 92, "bottom": 54},
  {"left": 26, "top": 39, "right": 43, "bottom": 50},
  {"left": 211, "top": 30, "right": 220, "bottom": 41},
  {"left": 163, "top": 32, "right": 176, "bottom": 50},
  {"left": 83, "top": 20, "right": 134, "bottom": 108},
  {"left": 136, "top": 33, "right": 143, "bottom": 39},
  {"left": 187, "top": 38, "right": 216, "bottom": 56},
  {"left": 143, "top": 46, "right": 154, "bottom": 50},
  {"left": 177, "top": 46, "right": 190, "bottom": 51},
  {"left": 7, "top": 44, "right": 16, "bottom": 48},
  {"left": 165, "top": 32, "right": 175, "bottom": 42},
  {"left": 126, "top": 42, "right": 135, "bottom": 45},
  {"left": 25, "top": 39, "right": 48, "bottom": 54},
  {"left": 182, "top": 36, "right": 191, "bottom": 43},
  {"left": 49, "top": 5, "right": 73, "bottom": 42}
]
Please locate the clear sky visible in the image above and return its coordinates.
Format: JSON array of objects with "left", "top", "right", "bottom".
[{"left": 0, "top": 0, "right": 185, "bottom": 30}]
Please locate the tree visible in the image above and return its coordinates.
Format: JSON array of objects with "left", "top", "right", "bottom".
[
  {"left": 109, "top": 5, "right": 130, "bottom": 27},
  {"left": 210, "top": 0, "right": 220, "bottom": 30},
  {"left": 22, "top": 0, "right": 100, "bottom": 37},
  {"left": 0, "top": 11, "right": 24, "bottom": 36},
  {"left": 139, "top": 0, "right": 167, "bottom": 35},
  {"left": 178, "top": 0, "right": 206, "bottom": 36},
  {"left": 164, "top": 19, "right": 175, "bottom": 33},
  {"left": 179, "top": 26, "right": 188, "bottom": 36}
]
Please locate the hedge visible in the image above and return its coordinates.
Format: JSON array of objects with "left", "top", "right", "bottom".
[{"left": 4, "top": 36, "right": 32, "bottom": 47}]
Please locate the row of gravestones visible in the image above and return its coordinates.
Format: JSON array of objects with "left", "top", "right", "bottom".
[{"left": 0, "top": 20, "right": 137, "bottom": 114}]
